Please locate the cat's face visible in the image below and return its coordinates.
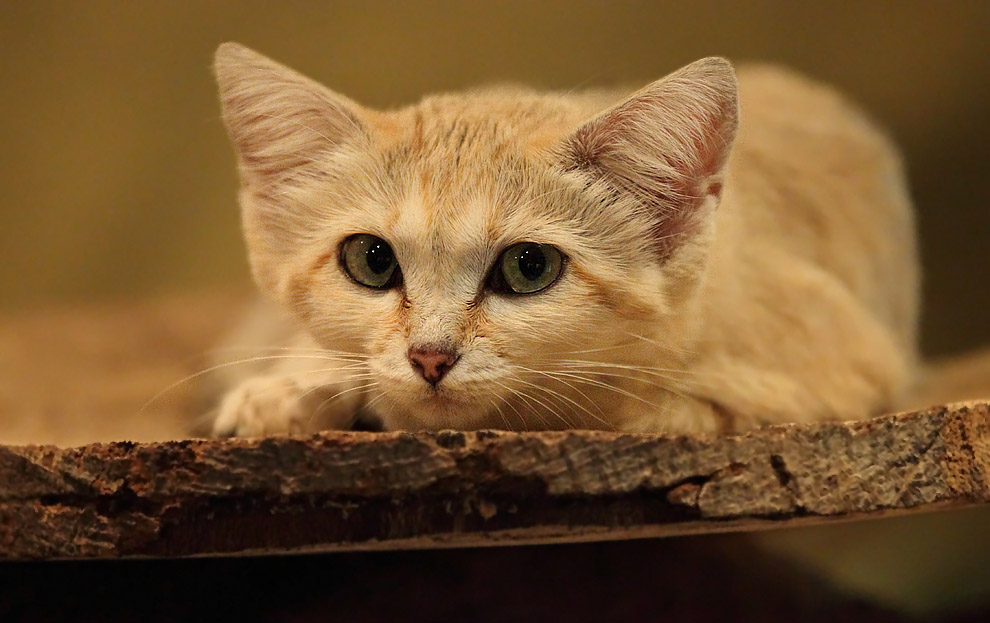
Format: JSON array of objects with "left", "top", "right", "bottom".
[
  {"left": 215, "top": 43, "right": 737, "bottom": 431},
  {"left": 263, "top": 122, "right": 668, "bottom": 431}
]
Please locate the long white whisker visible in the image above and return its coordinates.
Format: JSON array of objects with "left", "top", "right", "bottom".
[
  {"left": 493, "top": 381, "right": 549, "bottom": 429},
  {"left": 554, "top": 360, "right": 701, "bottom": 379},
  {"left": 619, "top": 330, "right": 696, "bottom": 357},
  {"left": 296, "top": 370, "right": 376, "bottom": 402},
  {"left": 309, "top": 382, "right": 378, "bottom": 425},
  {"left": 512, "top": 370, "right": 613, "bottom": 430},
  {"left": 492, "top": 384, "right": 528, "bottom": 430},
  {"left": 507, "top": 377, "right": 574, "bottom": 430},
  {"left": 539, "top": 370, "right": 669, "bottom": 411},
  {"left": 203, "top": 345, "right": 368, "bottom": 357},
  {"left": 485, "top": 396, "right": 512, "bottom": 431},
  {"left": 141, "top": 354, "right": 367, "bottom": 413}
]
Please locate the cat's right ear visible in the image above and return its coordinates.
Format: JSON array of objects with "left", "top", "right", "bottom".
[{"left": 214, "top": 43, "right": 366, "bottom": 188}]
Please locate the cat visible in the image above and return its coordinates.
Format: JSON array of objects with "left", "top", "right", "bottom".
[{"left": 209, "top": 42, "right": 919, "bottom": 437}]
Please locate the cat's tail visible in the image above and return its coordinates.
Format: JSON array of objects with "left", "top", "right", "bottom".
[{"left": 909, "top": 347, "right": 990, "bottom": 409}]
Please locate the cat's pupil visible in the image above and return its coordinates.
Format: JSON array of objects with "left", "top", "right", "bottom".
[
  {"left": 366, "top": 241, "right": 394, "bottom": 274},
  {"left": 517, "top": 244, "right": 546, "bottom": 281}
]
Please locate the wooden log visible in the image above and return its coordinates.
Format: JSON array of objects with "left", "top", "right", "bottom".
[{"left": 1, "top": 401, "right": 987, "bottom": 559}]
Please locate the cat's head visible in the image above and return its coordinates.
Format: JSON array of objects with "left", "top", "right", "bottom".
[{"left": 214, "top": 43, "right": 737, "bottom": 431}]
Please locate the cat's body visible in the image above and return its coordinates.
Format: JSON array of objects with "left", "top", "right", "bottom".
[{"left": 210, "top": 43, "right": 918, "bottom": 436}]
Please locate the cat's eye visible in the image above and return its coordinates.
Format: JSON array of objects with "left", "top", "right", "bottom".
[
  {"left": 341, "top": 234, "right": 400, "bottom": 289},
  {"left": 491, "top": 242, "right": 564, "bottom": 294}
]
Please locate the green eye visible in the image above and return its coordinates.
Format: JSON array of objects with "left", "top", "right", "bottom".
[
  {"left": 493, "top": 242, "right": 564, "bottom": 294},
  {"left": 342, "top": 234, "right": 400, "bottom": 289}
]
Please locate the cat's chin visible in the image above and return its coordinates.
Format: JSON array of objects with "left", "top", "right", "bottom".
[{"left": 373, "top": 392, "right": 499, "bottom": 431}]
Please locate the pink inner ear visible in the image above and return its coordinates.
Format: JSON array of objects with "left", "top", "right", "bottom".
[{"left": 565, "top": 67, "right": 738, "bottom": 258}]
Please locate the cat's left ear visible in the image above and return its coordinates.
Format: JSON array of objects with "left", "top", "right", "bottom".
[
  {"left": 214, "top": 42, "right": 367, "bottom": 188},
  {"left": 561, "top": 58, "right": 738, "bottom": 258}
]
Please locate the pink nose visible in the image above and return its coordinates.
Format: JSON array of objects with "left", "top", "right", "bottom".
[{"left": 408, "top": 347, "right": 459, "bottom": 385}]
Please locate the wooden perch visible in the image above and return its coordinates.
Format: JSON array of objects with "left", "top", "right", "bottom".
[
  {"left": 0, "top": 293, "right": 987, "bottom": 561},
  {"left": 1, "top": 401, "right": 987, "bottom": 559}
]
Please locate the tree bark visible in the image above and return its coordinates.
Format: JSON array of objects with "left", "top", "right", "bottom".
[{"left": 1, "top": 402, "right": 987, "bottom": 559}]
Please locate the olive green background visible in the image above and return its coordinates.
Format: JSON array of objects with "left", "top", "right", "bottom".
[
  {"left": 1, "top": 1, "right": 988, "bottom": 355},
  {"left": 0, "top": 1, "right": 989, "bottom": 616}
]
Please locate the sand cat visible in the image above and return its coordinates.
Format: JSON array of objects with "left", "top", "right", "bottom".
[{"left": 209, "top": 43, "right": 918, "bottom": 436}]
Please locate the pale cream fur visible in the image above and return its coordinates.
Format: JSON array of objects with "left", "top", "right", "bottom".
[{"left": 210, "top": 42, "right": 919, "bottom": 436}]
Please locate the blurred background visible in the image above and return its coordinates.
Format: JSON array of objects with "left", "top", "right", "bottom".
[
  {"left": 0, "top": 1, "right": 988, "bottom": 620},
  {"left": 0, "top": 0, "right": 988, "bottom": 356}
]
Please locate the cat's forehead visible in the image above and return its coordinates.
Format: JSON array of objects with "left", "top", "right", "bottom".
[
  {"left": 377, "top": 91, "right": 589, "bottom": 163},
  {"left": 368, "top": 100, "right": 569, "bottom": 228},
  {"left": 381, "top": 154, "right": 540, "bottom": 258}
]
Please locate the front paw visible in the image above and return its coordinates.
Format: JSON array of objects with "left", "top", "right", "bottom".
[{"left": 212, "top": 376, "right": 311, "bottom": 438}]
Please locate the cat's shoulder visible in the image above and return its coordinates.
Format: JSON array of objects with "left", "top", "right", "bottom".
[{"left": 734, "top": 63, "right": 900, "bottom": 162}]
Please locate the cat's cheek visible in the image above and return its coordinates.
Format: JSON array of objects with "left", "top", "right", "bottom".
[
  {"left": 303, "top": 284, "right": 405, "bottom": 349},
  {"left": 481, "top": 290, "right": 606, "bottom": 353}
]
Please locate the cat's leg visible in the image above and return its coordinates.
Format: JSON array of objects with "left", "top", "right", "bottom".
[
  {"left": 209, "top": 308, "right": 369, "bottom": 437},
  {"left": 211, "top": 366, "right": 367, "bottom": 437},
  {"left": 617, "top": 393, "right": 727, "bottom": 434}
]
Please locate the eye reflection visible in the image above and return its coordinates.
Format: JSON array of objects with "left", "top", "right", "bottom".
[
  {"left": 491, "top": 242, "right": 564, "bottom": 294},
  {"left": 342, "top": 234, "right": 400, "bottom": 289}
]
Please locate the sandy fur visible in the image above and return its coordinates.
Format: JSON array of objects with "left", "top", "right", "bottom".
[{"left": 210, "top": 43, "right": 918, "bottom": 436}]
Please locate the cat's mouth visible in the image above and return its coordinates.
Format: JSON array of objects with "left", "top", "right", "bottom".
[
  {"left": 412, "top": 389, "right": 470, "bottom": 412},
  {"left": 369, "top": 383, "right": 493, "bottom": 431}
]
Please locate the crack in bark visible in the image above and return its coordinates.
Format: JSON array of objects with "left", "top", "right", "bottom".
[{"left": 769, "top": 454, "right": 807, "bottom": 514}]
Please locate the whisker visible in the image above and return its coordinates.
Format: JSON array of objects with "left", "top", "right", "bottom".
[
  {"left": 554, "top": 360, "right": 702, "bottom": 379},
  {"left": 203, "top": 345, "right": 368, "bottom": 359},
  {"left": 493, "top": 381, "right": 550, "bottom": 429},
  {"left": 492, "top": 385, "right": 528, "bottom": 430},
  {"left": 506, "top": 377, "right": 574, "bottom": 430},
  {"left": 553, "top": 342, "right": 641, "bottom": 357},
  {"left": 619, "top": 330, "right": 696, "bottom": 357},
  {"left": 296, "top": 369, "right": 375, "bottom": 402},
  {"left": 558, "top": 369, "right": 695, "bottom": 403},
  {"left": 364, "top": 390, "right": 388, "bottom": 410},
  {"left": 309, "top": 381, "right": 378, "bottom": 425},
  {"left": 537, "top": 370, "right": 669, "bottom": 411},
  {"left": 485, "top": 396, "right": 512, "bottom": 431},
  {"left": 140, "top": 354, "right": 367, "bottom": 413},
  {"left": 512, "top": 369, "right": 613, "bottom": 430}
]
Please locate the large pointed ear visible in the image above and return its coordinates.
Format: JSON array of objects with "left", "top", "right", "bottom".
[
  {"left": 562, "top": 57, "right": 738, "bottom": 258},
  {"left": 214, "top": 42, "right": 367, "bottom": 191},
  {"left": 214, "top": 43, "right": 370, "bottom": 297}
]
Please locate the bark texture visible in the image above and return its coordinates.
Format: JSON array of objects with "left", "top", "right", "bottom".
[{"left": 1, "top": 401, "right": 987, "bottom": 559}]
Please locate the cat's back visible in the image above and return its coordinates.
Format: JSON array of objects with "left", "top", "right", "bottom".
[
  {"left": 720, "top": 64, "right": 918, "bottom": 348},
  {"left": 729, "top": 63, "right": 912, "bottom": 245}
]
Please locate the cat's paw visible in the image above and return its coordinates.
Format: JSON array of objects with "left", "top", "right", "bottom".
[{"left": 212, "top": 376, "right": 312, "bottom": 438}]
